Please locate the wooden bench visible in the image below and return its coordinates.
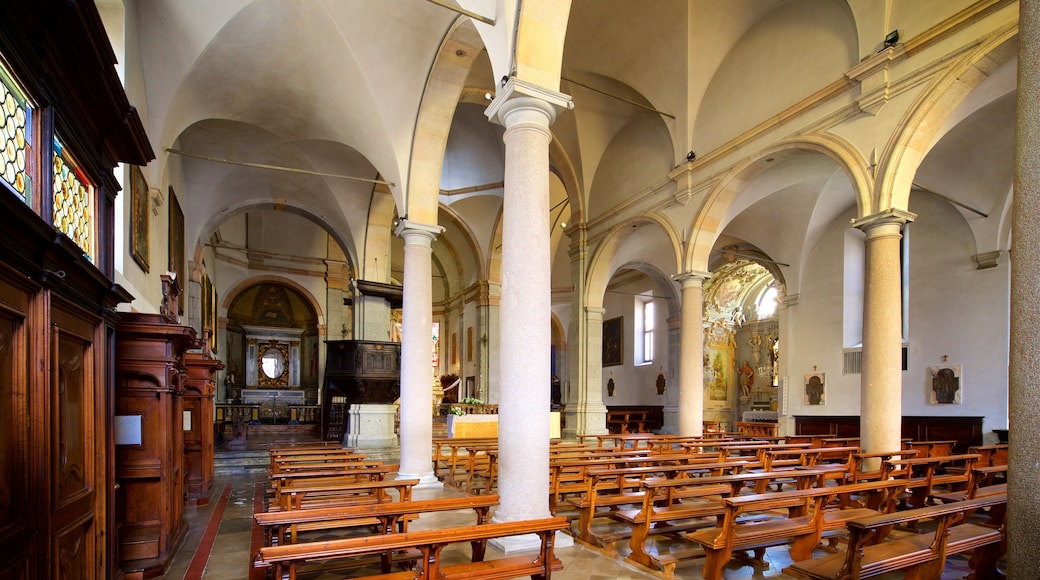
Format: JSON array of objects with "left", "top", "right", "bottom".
[
  {"left": 932, "top": 464, "right": 1008, "bottom": 505},
  {"left": 566, "top": 460, "right": 748, "bottom": 555},
  {"left": 269, "top": 464, "right": 394, "bottom": 495},
  {"left": 255, "top": 494, "right": 499, "bottom": 552},
  {"left": 274, "top": 478, "right": 418, "bottom": 511},
  {"left": 606, "top": 410, "right": 648, "bottom": 434},
  {"left": 619, "top": 468, "right": 839, "bottom": 576},
  {"left": 882, "top": 453, "right": 980, "bottom": 508},
  {"left": 845, "top": 449, "right": 918, "bottom": 483},
  {"left": 783, "top": 493, "right": 1007, "bottom": 580},
  {"left": 254, "top": 516, "right": 569, "bottom": 580},
  {"left": 686, "top": 479, "right": 908, "bottom": 580}
]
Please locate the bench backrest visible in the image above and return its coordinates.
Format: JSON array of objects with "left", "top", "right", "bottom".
[{"left": 255, "top": 516, "right": 568, "bottom": 565}]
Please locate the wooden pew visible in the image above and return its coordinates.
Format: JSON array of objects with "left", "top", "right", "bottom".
[
  {"left": 904, "top": 439, "right": 959, "bottom": 457},
  {"left": 882, "top": 453, "right": 980, "bottom": 508},
  {"left": 784, "top": 493, "right": 1007, "bottom": 580},
  {"left": 254, "top": 516, "right": 569, "bottom": 580},
  {"left": 932, "top": 464, "right": 1008, "bottom": 504},
  {"left": 845, "top": 449, "right": 918, "bottom": 483},
  {"left": 255, "top": 494, "right": 499, "bottom": 549},
  {"left": 619, "top": 468, "right": 838, "bottom": 576},
  {"left": 606, "top": 409, "right": 648, "bottom": 434},
  {"left": 566, "top": 460, "right": 747, "bottom": 555},
  {"left": 269, "top": 464, "right": 394, "bottom": 495},
  {"left": 686, "top": 479, "right": 908, "bottom": 580},
  {"left": 275, "top": 478, "right": 418, "bottom": 511}
]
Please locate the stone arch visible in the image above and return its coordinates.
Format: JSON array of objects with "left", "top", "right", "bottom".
[
  {"left": 405, "top": 18, "right": 487, "bottom": 224},
  {"left": 194, "top": 200, "right": 358, "bottom": 277},
  {"left": 585, "top": 214, "right": 683, "bottom": 311},
  {"left": 437, "top": 204, "right": 485, "bottom": 291},
  {"left": 686, "top": 132, "right": 873, "bottom": 271},
  {"left": 876, "top": 29, "right": 1018, "bottom": 213},
  {"left": 221, "top": 275, "right": 326, "bottom": 329}
]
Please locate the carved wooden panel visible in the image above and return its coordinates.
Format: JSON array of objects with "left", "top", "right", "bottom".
[
  {"left": 49, "top": 302, "right": 100, "bottom": 580},
  {"left": 0, "top": 274, "right": 31, "bottom": 577},
  {"left": 52, "top": 516, "right": 95, "bottom": 579}
]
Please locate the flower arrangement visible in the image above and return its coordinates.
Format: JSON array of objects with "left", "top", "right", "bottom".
[
  {"left": 449, "top": 407, "right": 465, "bottom": 416},
  {"left": 461, "top": 397, "right": 483, "bottom": 405}
]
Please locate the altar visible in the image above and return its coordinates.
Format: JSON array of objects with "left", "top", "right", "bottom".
[{"left": 240, "top": 389, "right": 305, "bottom": 404}]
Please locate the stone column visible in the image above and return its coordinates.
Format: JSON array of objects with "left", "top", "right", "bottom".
[
  {"left": 659, "top": 316, "right": 681, "bottom": 434},
  {"left": 1010, "top": 0, "right": 1040, "bottom": 574},
  {"left": 563, "top": 224, "right": 608, "bottom": 438},
  {"left": 394, "top": 220, "right": 444, "bottom": 488},
  {"left": 776, "top": 293, "right": 799, "bottom": 434},
  {"left": 674, "top": 272, "right": 709, "bottom": 436},
  {"left": 485, "top": 78, "right": 571, "bottom": 531},
  {"left": 852, "top": 210, "right": 914, "bottom": 458}
]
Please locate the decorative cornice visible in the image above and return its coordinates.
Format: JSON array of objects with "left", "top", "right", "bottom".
[
  {"left": 484, "top": 77, "right": 573, "bottom": 126},
  {"left": 972, "top": 251, "right": 1001, "bottom": 270},
  {"left": 672, "top": 270, "right": 711, "bottom": 286},
  {"left": 851, "top": 208, "right": 917, "bottom": 231}
]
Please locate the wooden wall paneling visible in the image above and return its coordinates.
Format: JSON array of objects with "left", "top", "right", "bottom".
[
  {"left": 182, "top": 352, "right": 224, "bottom": 506},
  {"left": 795, "top": 415, "right": 984, "bottom": 452},
  {"left": 114, "top": 313, "right": 195, "bottom": 576},
  {"left": 0, "top": 268, "right": 35, "bottom": 577}
]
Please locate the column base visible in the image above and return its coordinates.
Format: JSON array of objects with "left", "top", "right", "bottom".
[
  {"left": 488, "top": 530, "right": 574, "bottom": 554},
  {"left": 396, "top": 471, "right": 443, "bottom": 489}
]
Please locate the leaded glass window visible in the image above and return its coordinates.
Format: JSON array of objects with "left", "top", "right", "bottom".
[
  {"left": 52, "top": 137, "right": 94, "bottom": 261},
  {"left": 0, "top": 62, "right": 31, "bottom": 202}
]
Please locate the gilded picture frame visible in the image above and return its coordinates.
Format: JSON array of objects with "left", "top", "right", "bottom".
[
  {"left": 168, "top": 186, "right": 185, "bottom": 311},
  {"left": 129, "top": 165, "right": 149, "bottom": 272}
]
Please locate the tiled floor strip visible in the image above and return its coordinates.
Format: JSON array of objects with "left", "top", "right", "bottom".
[
  {"left": 249, "top": 480, "right": 267, "bottom": 580},
  {"left": 185, "top": 484, "right": 232, "bottom": 578}
]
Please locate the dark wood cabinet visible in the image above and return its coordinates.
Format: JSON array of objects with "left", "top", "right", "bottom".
[
  {"left": 183, "top": 351, "right": 224, "bottom": 506},
  {"left": 321, "top": 340, "right": 401, "bottom": 441},
  {"left": 114, "top": 313, "right": 196, "bottom": 574}
]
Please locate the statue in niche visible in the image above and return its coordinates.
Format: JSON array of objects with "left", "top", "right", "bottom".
[
  {"left": 656, "top": 373, "right": 666, "bottom": 395},
  {"left": 932, "top": 367, "right": 959, "bottom": 404},
  {"left": 607, "top": 377, "right": 615, "bottom": 397},
  {"left": 738, "top": 360, "right": 754, "bottom": 399}
]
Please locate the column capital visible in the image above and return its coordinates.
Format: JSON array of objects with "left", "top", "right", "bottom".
[
  {"left": 485, "top": 77, "right": 573, "bottom": 128},
  {"left": 585, "top": 306, "right": 606, "bottom": 318},
  {"left": 395, "top": 219, "right": 444, "bottom": 246},
  {"left": 672, "top": 270, "right": 711, "bottom": 286},
  {"left": 851, "top": 208, "right": 916, "bottom": 233}
]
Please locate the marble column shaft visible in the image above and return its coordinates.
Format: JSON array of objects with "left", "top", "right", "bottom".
[
  {"left": 394, "top": 220, "right": 443, "bottom": 487},
  {"left": 1009, "top": 0, "right": 1040, "bottom": 574},
  {"left": 486, "top": 82, "right": 568, "bottom": 522},
  {"left": 675, "top": 272, "right": 708, "bottom": 436},
  {"left": 854, "top": 210, "right": 913, "bottom": 459}
]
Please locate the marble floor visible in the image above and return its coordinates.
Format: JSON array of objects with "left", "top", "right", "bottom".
[{"left": 161, "top": 443, "right": 988, "bottom": 579}]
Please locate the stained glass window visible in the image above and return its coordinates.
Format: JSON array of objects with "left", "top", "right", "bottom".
[
  {"left": 0, "top": 63, "right": 32, "bottom": 202},
  {"left": 52, "top": 137, "right": 94, "bottom": 261}
]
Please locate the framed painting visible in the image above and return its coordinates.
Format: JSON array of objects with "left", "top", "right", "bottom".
[
  {"left": 602, "top": 316, "right": 623, "bottom": 366},
  {"left": 804, "top": 373, "right": 826, "bottom": 405},
  {"left": 168, "top": 186, "right": 185, "bottom": 311},
  {"left": 129, "top": 165, "right": 149, "bottom": 272},
  {"left": 928, "top": 365, "right": 961, "bottom": 404}
]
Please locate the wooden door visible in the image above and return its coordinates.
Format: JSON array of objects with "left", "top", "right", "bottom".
[
  {"left": 0, "top": 270, "right": 34, "bottom": 577},
  {"left": 47, "top": 300, "right": 103, "bottom": 579}
]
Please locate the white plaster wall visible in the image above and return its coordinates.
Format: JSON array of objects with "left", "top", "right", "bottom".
[
  {"left": 904, "top": 192, "right": 1009, "bottom": 430},
  {"left": 786, "top": 195, "right": 1009, "bottom": 433},
  {"left": 600, "top": 275, "right": 672, "bottom": 406}
]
